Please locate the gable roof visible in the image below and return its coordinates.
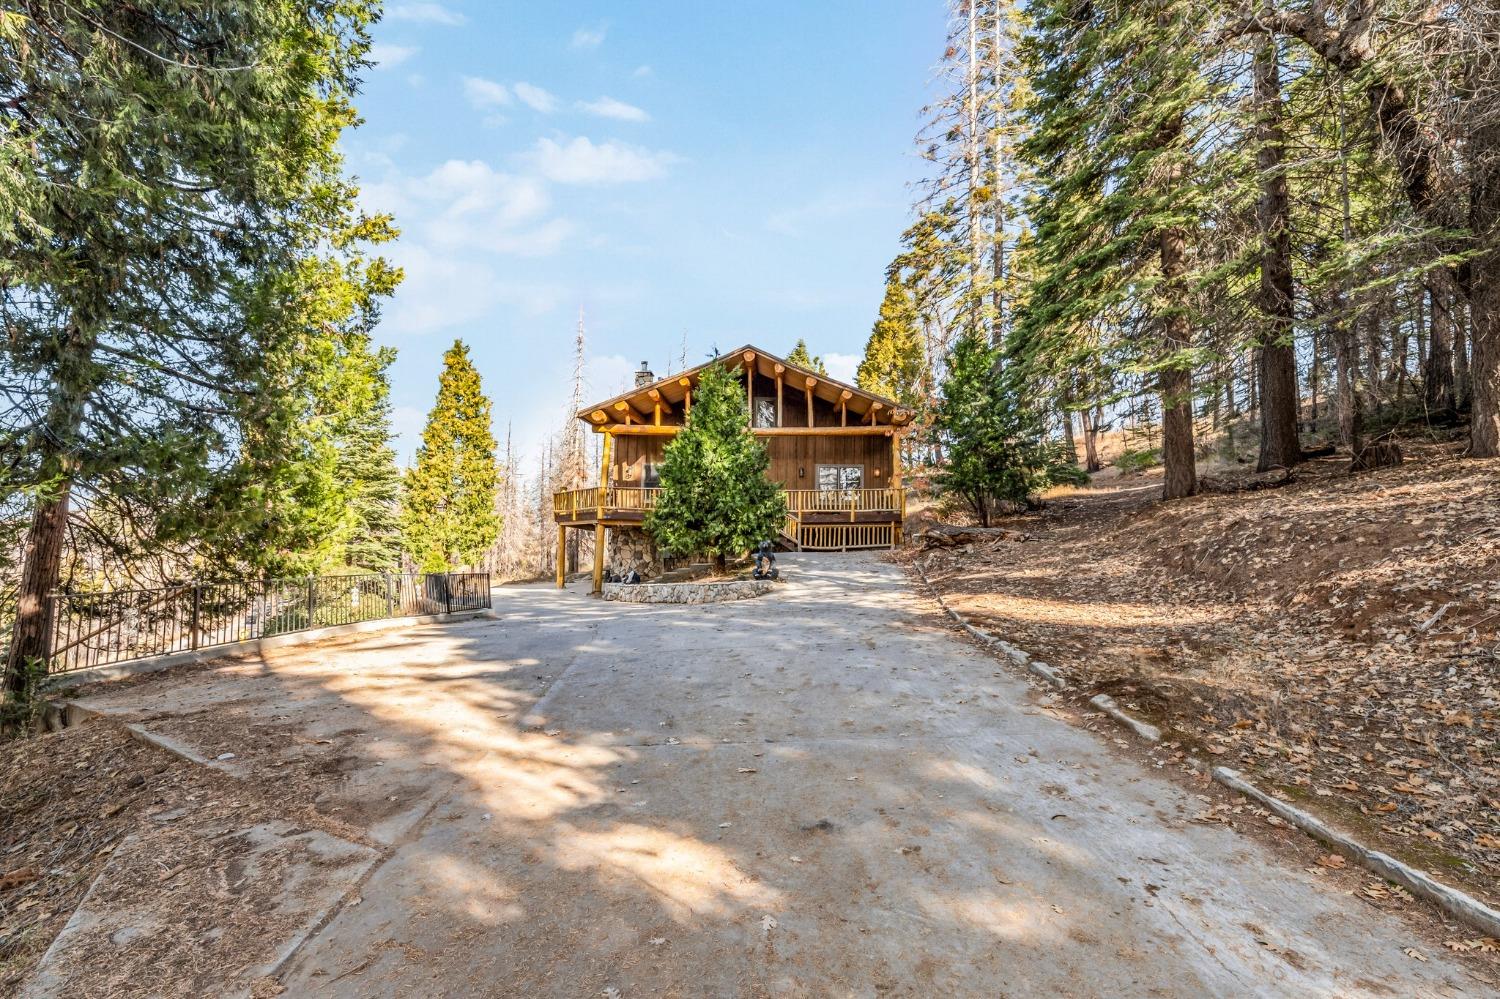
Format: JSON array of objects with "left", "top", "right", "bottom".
[{"left": 577, "top": 345, "right": 910, "bottom": 428}]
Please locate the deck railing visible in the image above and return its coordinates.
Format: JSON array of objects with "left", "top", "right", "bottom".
[
  {"left": 783, "top": 488, "right": 903, "bottom": 515},
  {"left": 45, "top": 572, "right": 491, "bottom": 674},
  {"left": 553, "top": 485, "right": 903, "bottom": 519}
]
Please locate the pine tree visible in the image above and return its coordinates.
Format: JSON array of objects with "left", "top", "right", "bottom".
[
  {"left": 786, "top": 340, "right": 828, "bottom": 375},
  {"left": 934, "top": 333, "right": 1079, "bottom": 526},
  {"left": 1, "top": 1, "right": 385, "bottom": 696},
  {"left": 644, "top": 363, "right": 787, "bottom": 573},
  {"left": 402, "top": 341, "right": 502, "bottom": 572},
  {"left": 857, "top": 280, "right": 926, "bottom": 405},
  {"left": 337, "top": 346, "right": 403, "bottom": 572}
]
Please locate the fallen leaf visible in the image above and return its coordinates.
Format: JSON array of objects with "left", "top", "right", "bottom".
[
  {"left": 0, "top": 867, "right": 40, "bottom": 891},
  {"left": 1403, "top": 947, "right": 1428, "bottom": 962},
  {"left": 1316, "top": 854, "right": 1346, "bottom": 869}
]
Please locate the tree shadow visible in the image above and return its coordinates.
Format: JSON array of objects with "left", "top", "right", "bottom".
[{"left": 56, "top": 554, "right": 1472, "bottom": 997}]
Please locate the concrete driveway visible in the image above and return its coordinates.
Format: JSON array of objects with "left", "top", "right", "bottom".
[{"left": 61, "top": 554, "right": 1473, "bottom": 997}]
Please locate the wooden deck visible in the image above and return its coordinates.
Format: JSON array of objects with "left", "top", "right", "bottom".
[{"left": 552, "top": 486, "right": 905, "bottom": 550}]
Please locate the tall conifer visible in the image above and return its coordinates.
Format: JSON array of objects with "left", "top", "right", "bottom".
[
  {"left": 402, "top": 341, "right": 501, "bottom": 571},
  {"left": 857, "top": 281, "right": 926, "bottom": 405}
]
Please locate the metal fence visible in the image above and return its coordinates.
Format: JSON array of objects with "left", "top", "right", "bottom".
[{"left": 46, "top": 572, "right": 491, "bottom": 674}]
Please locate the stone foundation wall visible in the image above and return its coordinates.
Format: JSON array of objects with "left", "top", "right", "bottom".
[{"left": 607, "top": 527, "right": 664, "bottom": 580}]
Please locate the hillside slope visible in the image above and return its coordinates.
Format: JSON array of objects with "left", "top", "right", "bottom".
[{"left": 908, "top": 439, "right": 1500, "bottom": 903}]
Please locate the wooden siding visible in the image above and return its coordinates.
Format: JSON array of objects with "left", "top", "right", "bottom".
[{"left": 611, "top": 433, "right": 893, "bottom": 490}]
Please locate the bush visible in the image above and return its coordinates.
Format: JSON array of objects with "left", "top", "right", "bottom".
[{"left": 1114, "top": 447, "right": 1161, "bottom": 474}]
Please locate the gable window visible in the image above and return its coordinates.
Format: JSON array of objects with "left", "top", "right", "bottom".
[
  {"left": 816, "top": 465, "right": 863, "bottom": 496},
  {"left": 753, "top": 397, "right": 777, "bottom": 428}
]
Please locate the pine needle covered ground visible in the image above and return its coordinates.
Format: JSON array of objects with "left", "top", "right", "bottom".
[{"left": 905, "top": 438, "right": 1500, "bottom": 905}]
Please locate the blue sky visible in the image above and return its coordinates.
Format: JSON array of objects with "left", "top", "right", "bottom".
[{"left": 348, "top": 2, "right": 943, "bottom": 467}]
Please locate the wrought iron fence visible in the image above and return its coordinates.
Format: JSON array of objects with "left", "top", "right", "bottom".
[{"left": 45, "top": 572, "right": 491, "bottom": 674}]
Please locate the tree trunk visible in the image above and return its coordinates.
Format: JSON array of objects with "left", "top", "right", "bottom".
[
  {"left": 1061, "top": 408, "right": 1078, "bottom": 463},
  {"left": 1254, "top": 29, "right": 1301, "bottom": 472},
  {"left": 5, "top": 322, "right": 95, "bottom": 700},
  {"left": 1455, "top": 300, "right": 1471, "bottom": 411},
  {"left": 1468, "top": 103, "right": 1500, "bottom": 456},
  {"left": 4, "top": 483, "right": 71, "bottom": 699},
  {"left": 1424, "top": 269, "right": 1456, "bottom": 422},
  {"left": 1082, "top": 405, "right": 1102, "bottom": 472},
  {"left": 1331, "top": 300, "right": 1364, "bottom": 455},
  {"left": 1160, "top": 225, "right": 1198, "bottom": 499}
]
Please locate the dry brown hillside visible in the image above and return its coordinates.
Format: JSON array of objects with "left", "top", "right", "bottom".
[{"left": 907, "top": 438, "right": 1500, "bottom": 904}]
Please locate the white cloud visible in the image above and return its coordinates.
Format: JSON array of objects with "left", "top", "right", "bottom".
[
  {"left": 526, "top": 136, "right": 675, "bottom": 185},
  {"left": 514, "top": 82, "right": 560, "bottom": 114},
  {"left": 366, "top": 159, "right": 573, "bottom": 257},
  {"left": 388, "top": 3, "right": 466, "bottom": 26},
  {"left": 380, "top": 245, "right": 567, "bottom": 339},
  {"left": 570, "top": 23, "right": 607, "bottom": 49},
  {"left": 766, "top": 185, "right": 895, "bottom": 236},
  {"left": 632, "top": 65, "right": 653, "bottom": 78},
  {"left": 585, "top": 354, "right": 640, "bottom": 401},
  {"left": 462, "top": 75, "right": 510, "bottom": 109},
  {"left": 577, "top": 96, "right": 650, "bottom": 122},
  {"left": 368, "top": 43, "right": 418, "bottom": 69},
  {"left": 824, "top": 353, "right": 860, "bottom": 384}
]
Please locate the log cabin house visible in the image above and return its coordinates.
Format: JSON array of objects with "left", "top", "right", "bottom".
[{"left": 553, "top": 346, "right": 911, "bottom": 592}]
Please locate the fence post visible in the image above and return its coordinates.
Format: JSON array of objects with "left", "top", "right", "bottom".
[
  {"left": 190, "top": 584, "right": 202, "bottom": 651},
  {"left": 444, "top": 574, "right": 453, "bottom": 615},
  {"left": 306, "top": 577, "right": 316, "bottom": 629},
  {"left": 385, "top": 573, "right": 395, "bottom": 618}
]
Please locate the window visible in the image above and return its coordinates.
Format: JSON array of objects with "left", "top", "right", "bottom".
[
  {"left": 642, "top": 462, "right": 660, "bottom": 488},
  {"left": 816, "top": 465, "right": 863, "bottom": 495},
  {"left": 753, "top": 397, "right": 777, "bottom": 428}
]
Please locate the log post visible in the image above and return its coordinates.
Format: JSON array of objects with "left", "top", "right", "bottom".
[
  {"left": 775, "top": 363, "right": 784, "bottom": 427},
  {"left": 805, "top": 376, "right": 816, "bottom": 428},
  {"left": 598, "top": 431, "right": 612, "bottom": 520},
  {"left": 556, "top": 525, "right": 566, "bottom": 588},
  {"left": 592, "top": 523, "right": 605, "bottom": 594}
]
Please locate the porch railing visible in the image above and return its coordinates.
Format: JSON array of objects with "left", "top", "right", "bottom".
[
  {"left": 45, "top": 572, "right": 490, "bottom": 674},
  {"left": 553, "top": 485, "right": 904, "bottom": 519}
]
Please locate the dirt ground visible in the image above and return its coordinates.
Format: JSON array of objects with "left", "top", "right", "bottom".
[
  {"left": 906, "top": 437, "right": 1500, "bottom": 921},
  {"left": 3, "top": 553, "right": 1497, "bottom": 996}
]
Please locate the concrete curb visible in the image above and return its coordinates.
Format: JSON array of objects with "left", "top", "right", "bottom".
[
  {"left": 46, "top": 608, "right": 492, "bottom": 690},
  {"left": 1213, "top": 767, "right": 1500, "bottom": 939},
  {"left": 1089, "top": 694, "right": 1163, "bottom": 742},
  {"left": 914, "top": 560, "right": 1070, "bottom": 691}
]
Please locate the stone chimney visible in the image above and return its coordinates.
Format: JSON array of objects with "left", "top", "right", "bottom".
[{"left": 634, "top": 361, "right": 654, "bottom": 387}]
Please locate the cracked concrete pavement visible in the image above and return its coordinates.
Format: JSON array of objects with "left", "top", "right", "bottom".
[{"left": 55, "top": 553, "right": 1478, "bottom": 997}]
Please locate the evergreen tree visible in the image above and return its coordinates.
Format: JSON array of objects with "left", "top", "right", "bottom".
[
  {"left": 337, "top": 346, "right": 403, "bottom": 572},
  {"left": 786, "top": 340, "right": 828, "bottom": 375},
  {"left": 402, "top": 342, "right": 502, "bottom": 572},
  {"left": 0, "top": 0, "right": 385, "bottom": 697},
  {"left": 645, "top": 363, "right": 787, "bottom": 573},
  {"left": 857, "top": 280, "right": 926, "bottom": 405},
  {"left": 934, "top": 333, "right": 1080, "bottom": 526}
]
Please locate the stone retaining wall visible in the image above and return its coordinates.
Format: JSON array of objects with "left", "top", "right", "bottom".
[{"left": 602, "top": 578, "right": 775, "bottom": 604}]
